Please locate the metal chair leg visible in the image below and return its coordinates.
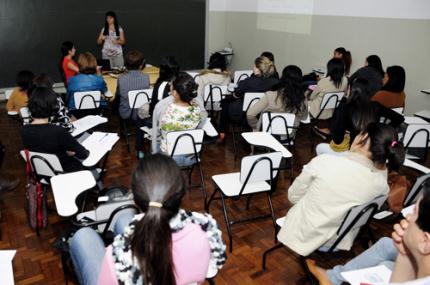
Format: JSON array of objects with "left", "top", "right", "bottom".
[
  {"left": 198, "top": 161, "right": 207, "bottom": 201},
  {"left": 205, "top": 187, "right": 218, "bottom": 212},
  {"left": 267, "top": 193, "right": 277, "bottom": 243},
  {"left": 220, "top": 193, "right": 233, "bottom": 253},
  {"left": 262, "top": 243, "right": 283, "bottom": 271}
]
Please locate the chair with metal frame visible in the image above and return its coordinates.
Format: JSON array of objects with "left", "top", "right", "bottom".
[
  {"left": 309, "top": 91, "right": 345, "bottom": 143},
  {"left": 206, "top": 151, "right": 283, "bottom": 252},
  {"left": 20, "top": 150, "right": 64, "bottom": 184},
  {"left": 261, "top": 195, "right": 387, "bottom": 284},
  {"left": 121, "top": 89, "right": 153, "bottom": 152},
  {"left": 231, "top": 92, "right": 265, "bottom": 157},
  {"left": 233, "top": 70, "right": 253, "bottom": 84},
  {"left": 403, "top": 173, "right": 430, "bottom": 208},
  {"left": 73, "top": 90, "right": 101, "bottom": 110},
  {"left": 203, "top": 84, "right": 229, "bottom": 115},
  {"left": 166, "top": 129, "right": 206, "bottom": 201},
  {"left": 261, "top": 112, "right": 297, "bottom": 180},
  {"left": 401, "top": 123, "right": 430, "bottom": 162}
]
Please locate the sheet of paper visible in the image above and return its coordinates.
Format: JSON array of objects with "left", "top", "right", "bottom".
[
  {"left": 341, "top": 265, "right": 391, "bottom": 285},
  {"left": 0, "top": 250, "right": 16, "bottom": 285},
  {"left": 404, "top": 116, "right": 429, "bottom": 125},
  {"left": 81, "top": 132, "right": 119, "bottom": 167},
  {"left": 401, "top": 204, "right": 415, "bottom": 217},
  {"left": 71, "top": 115, "right": 108, "bottom": 137},
  {"left": 373, "top": 210, "right": 393, "bottom": 220}
]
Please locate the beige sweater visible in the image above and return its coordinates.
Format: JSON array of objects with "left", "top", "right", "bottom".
[
  {"left": 308, "top": 76, "right": 348, "bottom": 120},
  {"left": 246, "top": 91, "right": 308, "bottom": 134},
  {"left": 195, "top": 69, "right": 231, "bottom": 99},
  {"left": 277, "top": 152, "right": 388, "bottom": 256}
]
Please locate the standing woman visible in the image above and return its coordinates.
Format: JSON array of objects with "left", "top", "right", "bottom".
[
  {"left": 60, "top": 41, "right": 79, "bottom": 84},
  {"left": 97, "top": 11, "right": 126, "bottom": 68}
]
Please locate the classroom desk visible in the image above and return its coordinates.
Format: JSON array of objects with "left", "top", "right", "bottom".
[
  {"left": 103, "top": 66, "right": 160, "bottom": 96},
  {"left": 241, "top": 132, "right": 292, "bottom": 158},
  {"left": 51, "top": 170, "right": 96, "bottom": 217},
  {"left": 415, "top": 110, "right": 430, "bottom": 122}
]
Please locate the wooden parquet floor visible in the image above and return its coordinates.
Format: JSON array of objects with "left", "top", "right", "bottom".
[{"left": 0, "top": 104, "right": 427, "bottom": 285}]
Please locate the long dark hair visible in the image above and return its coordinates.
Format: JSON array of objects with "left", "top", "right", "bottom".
[
  {"left": 417, "top": 184, "right": 430, "bottom": 233},
  {"left": 382, "top": 65, "right": 406, "bottom": 93},
  {"left": 366, "top": 55, "right": 384, "bottom": 77},
  {"left": 130, "top": 154, "right": 186, "bottom": 285},
  {"left": 59, "top": 41, "right": 74, "bottom": 82},
  {"left": 334, "top": 47, "right": 352, "bottom": 75},
  {"left": 277, "top": 65, "right": 305, "bottom": 114},
  {"left": 365, "top": 122, "right": 405, "bottom": 170},
  {"left": 103, "top": 11, "right": 120, "bottom": 37},
  {"left": 157, "top": 56, "right": 180, "bottom": 83},
  {"left": 208, "top": 52, "right": 227, "bottom": 71},
  {"left": 326, "top": 58, "right": 345, "bottom": 88},
  {"left": 172, "top": 72, "right": 198, "bottom": 103},
  {"left": 348, "top": 78, "right": 377, "bottom": 133}
]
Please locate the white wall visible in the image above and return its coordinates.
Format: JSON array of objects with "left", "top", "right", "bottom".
[{"left": 207, "top": 0, "right": 430, "bottom": 114}]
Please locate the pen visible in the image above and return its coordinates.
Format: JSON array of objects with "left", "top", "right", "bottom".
[{"left": 99, "top": 133, "right": 109, "bottom": 142}]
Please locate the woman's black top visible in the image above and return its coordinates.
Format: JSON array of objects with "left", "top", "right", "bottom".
[
  {"left": 330, "top": 99, "right": 404, "bottom": 144},
  {"left": 21, "top": 124, "right": 89, "bottom": 173}
]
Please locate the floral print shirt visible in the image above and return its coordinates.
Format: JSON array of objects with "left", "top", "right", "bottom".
[{"left": 159, "top": 101, "right": 201, "bottom": 153}]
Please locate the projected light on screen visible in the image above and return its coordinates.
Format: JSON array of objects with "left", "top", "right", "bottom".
[{"left": 257, "top": 0, "right": 314, "bottom": 34}]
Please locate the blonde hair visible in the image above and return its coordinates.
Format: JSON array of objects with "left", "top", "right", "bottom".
[
  {"left": 255, "top": 56, "right": 275, "bottom": 78},
  {"left": 78, "top": 52, "right": 97, "bottom": 74}
]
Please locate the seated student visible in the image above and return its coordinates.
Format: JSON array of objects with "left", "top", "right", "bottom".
[
  {"left": 32, "top": 73, "right": 75, "bottom": 132},
  {"left": 21, "top": 87, "right": 89, "bottom": 173},
  {"left": 349, "top": 54, "right": 384, "bottom": 96},
  {"left": 307, "top": 184, "right": 430, "bottom": 285},
  {"left": 67, "top": 52, "right": 108, "bottom": 113},
  {"left": 195, "top": 52, "right": 231, "bottom": 99},
  {"left": 372, "top": 65, "right": 406, "bottom": 109},
  {"left": 116, "top": 50, "right": 150, "bottom": 157},
  {"left": 6, "top": 70, "right": 34, "bottom": 113},
  {"left": 152, "top": 72, "right": 207, "bottom": 166},
  {"left": 278, "top": 123, "right": 405, "bottom": 256},
  {"left": 60, "top": 41, "right": 79, "bottom": 84},
  {"left": 218, "top": 56, "right": 279, "bottom": 141},
  {"left": 70, "top": 154, "right": 226, "bottom": 285},
  {"left": 316, "top": 78, "right": 404, "bottom": 156},
  {"left": 333, "top": 47, "right": 352, "bottom": 76},
  {"left": 149, "top": 56, "right": 180, "bottom": 117},
  {"left": 308, "top": 58, "right": 348, "bottom": 120},
  {"left": 247, "top": 65, "right": 308, "bottom": 138},
  {"left": 260, "top": 51, "right": 280, "bottom": 79}
]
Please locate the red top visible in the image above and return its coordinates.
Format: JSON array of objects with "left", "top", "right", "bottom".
[{"left": 62, "top": 57, "right": 78, "bottom": 82}]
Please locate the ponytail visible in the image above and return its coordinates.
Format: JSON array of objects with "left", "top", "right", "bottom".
[
  {"left": 365, "top": 122, "right": 405, "bottom": 170},
  {"left": 130, "top": 154, "right": 185, "bottom": 285},
  {"left": 343, "top": 51, "right": 352, "bottom": 75},
  {"left": 172, "top": 72, "right": 198, "bottom": 103}
]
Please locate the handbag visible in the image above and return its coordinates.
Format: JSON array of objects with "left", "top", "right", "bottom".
[
  {"left": 387, "top": 172, "right": 410, "bottom": 213},
  {"left": 24, "top": 150, "right": 48, "bottom": 231}
]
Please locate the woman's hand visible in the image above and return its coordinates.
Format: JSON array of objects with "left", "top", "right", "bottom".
[{"left": 392, "top": 217, "right": 410, "bottom": 255}]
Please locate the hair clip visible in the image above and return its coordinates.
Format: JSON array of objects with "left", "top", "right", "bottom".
[
  {"left": 148, "top": 201, "right": 163, "bottom": 208},
  {"left": 390, "top": 140, "right": 398, "bottom": 148}
]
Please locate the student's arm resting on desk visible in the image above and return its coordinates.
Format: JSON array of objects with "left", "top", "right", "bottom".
[
  {"left": 61, "top": 130, "right": 89, "bottom": 159},
  {"left": 288, "top": 157, "right": 318, "bottom": 204}
]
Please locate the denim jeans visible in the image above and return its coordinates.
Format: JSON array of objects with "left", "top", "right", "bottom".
[
  {"left": 327, "top": 237, "right": 398, "bottom": 285},
  {"left": 69, "top": 213, "right": 134, "bottom": 285}
]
